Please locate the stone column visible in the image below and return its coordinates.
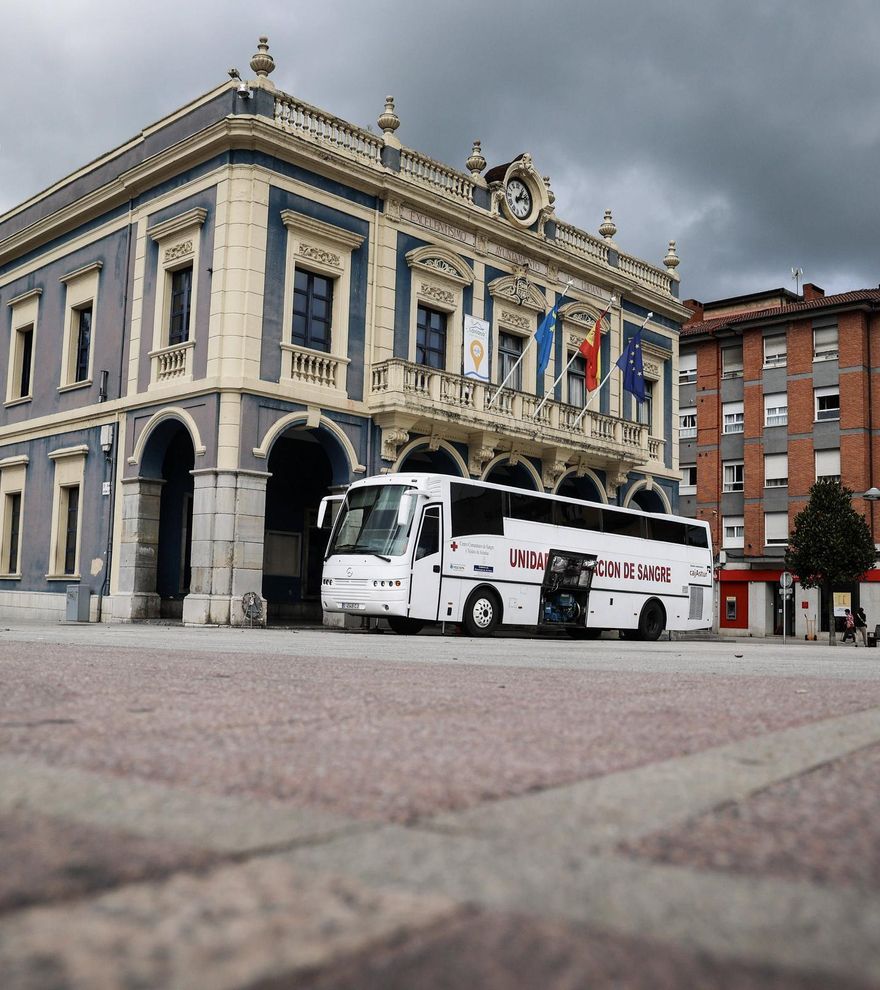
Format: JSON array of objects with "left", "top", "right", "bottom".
[
  {"left": 112, "top": 477, "right": 164, "bottom": 621},
  {"left": 183, "top": 468, "right": 269, "bottom": 626}
]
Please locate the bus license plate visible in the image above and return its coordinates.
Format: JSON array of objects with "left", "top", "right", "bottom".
[{"left": 339, "top": 602, "right": 364, "bottom": 610}]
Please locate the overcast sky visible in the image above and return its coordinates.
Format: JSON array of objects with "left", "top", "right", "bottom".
[{"left": 2, "top": 0, "right": 879, "bottom": 303}]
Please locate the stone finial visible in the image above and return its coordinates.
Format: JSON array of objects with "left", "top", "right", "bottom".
[
  {"left": 664, "top": 239, "right": 680, "bottom": 271},
  {"left": 466, "top": 140, "right": 486, "bottom": 178},
  {"left": 543, "top": 176, "right": 555, "bottom": 207},
  {"left": 249, "top": 37, "right": 275, "bottom": 78},
  {"left": 378, "top": 96, "right": 400, "bottom": 138},
  {"left": 599, "top": 209, "right": 617, "bottom": 241}
]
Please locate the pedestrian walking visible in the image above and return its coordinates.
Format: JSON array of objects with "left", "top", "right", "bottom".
[
  {"left": 855, "top": 606, "right": 868, "bottom": 647},
  {"left": 842, "top": 608, "right": 856, "bottom": 645}
]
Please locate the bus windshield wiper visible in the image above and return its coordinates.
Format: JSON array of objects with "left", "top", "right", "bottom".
[{"left": 330, "top": 543, "right": 392, "bottom": 562}]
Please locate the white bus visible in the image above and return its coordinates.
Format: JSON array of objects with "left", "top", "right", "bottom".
[{"left": 320, "top": 473, "right": 713, "bottom": 639}]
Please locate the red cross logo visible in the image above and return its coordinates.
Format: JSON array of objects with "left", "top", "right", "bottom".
[{"left": 450, "top": 541, "right": 459, "bottom": 551}]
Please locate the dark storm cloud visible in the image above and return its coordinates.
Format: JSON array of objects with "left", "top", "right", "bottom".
[{"left": 3, "top": 0, "right": 879, "bottom": 300}]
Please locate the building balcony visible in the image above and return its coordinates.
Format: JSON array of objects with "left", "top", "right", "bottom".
[
  {"left": 280, "top": 342, "right": 349, "bottom": 395},
  {"left": 150, "top": 340, "right": 194, "bottom": 385},
  {"left": 368, "top": 358, "right": 659, "bottom": 472}
]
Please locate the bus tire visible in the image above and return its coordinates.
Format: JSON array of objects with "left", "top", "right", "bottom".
[
  {"left": 388, "top": 616, "right": 425, "bottom": 635},
  {"left": 637, "top": 599, "right": 666, "bottom": 641},
  {"left": 463, "top": 587, "right": 501, "bottom": 637}
]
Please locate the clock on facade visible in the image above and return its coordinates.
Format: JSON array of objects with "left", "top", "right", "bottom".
[{"left": 504, "top": 177, "right": 533, "bottom": 221}]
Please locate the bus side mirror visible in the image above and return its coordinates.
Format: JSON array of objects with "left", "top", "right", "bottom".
[
  {"left": 397, "top": 491, "right": 417, "bottom": 527},
  {"left": 317, "top": 498, "right": 330, "bottom": 529}
]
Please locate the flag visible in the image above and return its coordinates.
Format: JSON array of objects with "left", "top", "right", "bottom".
[
  {"left": 578, "top": 314, "right": 603, "bottom": 391},
  {"left": 534, "top": 302, "right": 559, "bottom": 378},
  {"left": 616, "top": 328, "right": 645, "bottom": 402}
]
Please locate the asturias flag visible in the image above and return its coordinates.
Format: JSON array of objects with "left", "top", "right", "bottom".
[
  {"left": 534, "top": 302, "right": 559, "bottom": 378},
  {"left": 578, "top": 314, "right": 603, "bottom": 392},
  {"left": 616, "top": 328, "right": 646, "bottom": 402}
]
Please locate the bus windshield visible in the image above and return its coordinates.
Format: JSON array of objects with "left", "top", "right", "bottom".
[{"left": 326, "top": 485, "right": 413, "bottom": 559}]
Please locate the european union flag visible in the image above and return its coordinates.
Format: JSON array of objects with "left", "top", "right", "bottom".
[
  {"left": 535, "top": 302, "right": 559, "bottom": 377},
  {"left": 616, "top": 328, "right": 645, "bottom": 402}
]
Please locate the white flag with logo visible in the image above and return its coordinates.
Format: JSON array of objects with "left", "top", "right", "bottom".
[{"left": 463, "top": 315, "right": 490, "bottom": 382}]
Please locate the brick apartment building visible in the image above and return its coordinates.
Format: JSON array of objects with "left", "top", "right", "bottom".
[{"left": 678, "top": 284, "right": 880, "bottom": 637}]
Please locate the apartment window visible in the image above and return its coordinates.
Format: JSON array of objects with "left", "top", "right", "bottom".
[
  {"left": 168, "top": 266, "right": 193, "bottom": 346},
  {"left": 764, "top": 452, "right": 788, "bottom": 488},
  {"left": 815, "top": 448, "right": 841, "bottom": 482},
  {"left": 723, "top": 461, "right": 744, "bottom": 493},
  {"left": 813, "top": 322, "right": 839, "bottom": 361},
  {"left": 679, "top": 352, "right": 696, "bottom": 384},
  {"left": 635, "top": 381, "right": 654, "bottom": 428},
  {"left": 763, "top": 334, "right": 787, "bottom": 368},
  {"left": 679, "top": 407, "right": 697, "bottom": 440},
  {"left": 723, "top": 515, "right": 745, "bottom": 549},
  {"left": 815, "top": 386, "right": 840, "bottom": 422},
  {"left": 498, "top": 332, "right": 523, "bottom": 391},
  {"left": 722, "top": 401, "right": 744, "bottom": 434},
  {"left": 765, "top": 511, "right": 789, "bottom": 547},
  {"left": 416, "top": 304, "right": 447, "bottom": 369},
  {"left": 764, "top": 392, "right": 788, "bottom": 427},
  {"left": 721, "top": 345, "right": 743, "bottom": 379},
  {"left": 680, "top": 465, "right": 697, "bottom": 495},
  {"left": 292, "top": 269, "right": 333, "bottom": 352},
  {"left": 567, "top": 353, "right": 586, "bottom": 407}
]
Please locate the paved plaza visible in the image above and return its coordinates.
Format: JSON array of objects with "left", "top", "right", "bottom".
[{"left": 1, "top": 622, "right": 879, "bottom": 988}]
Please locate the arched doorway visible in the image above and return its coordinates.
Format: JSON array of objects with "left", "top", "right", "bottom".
[
  {"left": 484, "top": 457, "right": 540, "bottom": 491},
  {"left": 556, "top": 472, "right": 605, "bottom": 503},
  {"left": 629, "top": 487, "right": 668, "bottom": 513},
  {"left": 262, "top": 431, "right": 337, "bottom": 624},
  {"left": 397, "top": 443, "right": 463, "bottom": 476}
]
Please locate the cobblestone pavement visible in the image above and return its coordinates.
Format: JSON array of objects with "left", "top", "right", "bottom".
[{"left": 1, "top": 622, "right": 879, "bottom": 989}]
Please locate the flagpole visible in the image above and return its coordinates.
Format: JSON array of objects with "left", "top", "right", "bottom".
[
  {"left": 487, "top": 278, "right": 573, "bottom": 409},
  {"left": 571, "top": 309, "right": 652, "bottom": 429}
]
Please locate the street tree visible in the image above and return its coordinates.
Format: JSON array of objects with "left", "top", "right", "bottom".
[{"left": 785, "top": 480, "right": 876, "bottom": 644}]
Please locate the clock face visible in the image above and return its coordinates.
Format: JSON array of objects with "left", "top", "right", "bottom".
[{"left": 505, "top": 178, "right": 533, "bottom": 220}]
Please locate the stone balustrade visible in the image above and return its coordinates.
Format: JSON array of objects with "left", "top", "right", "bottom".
[
  {"left": 398, "top": 148, "right": 476, "bottom": 204},
  {"left": 281, "top": 343, "right": 347, "bottom": 391},
  {"left": 152, "top": 341, "right": 193, "bottom": 383},
  {"left": 272, "top": 94, "right": 383, "bottom": 165}
]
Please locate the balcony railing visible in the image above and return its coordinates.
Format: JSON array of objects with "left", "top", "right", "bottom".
[
  {"left": 280, "top": 343, "right": 348, "bottom": 392},
  {"left": 151, "top": 340, "right": 193, "bottom": 384},
  {"left": 369, "top": 358, "right": 653, "bottom": 460}
]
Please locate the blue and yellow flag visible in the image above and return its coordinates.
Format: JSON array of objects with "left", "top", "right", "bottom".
[
  {"left": 534, "top": 302, "right": 559, "bottom": 377},
  {"left": 616, "top": 328, "right": 646, "bottom": 402}
]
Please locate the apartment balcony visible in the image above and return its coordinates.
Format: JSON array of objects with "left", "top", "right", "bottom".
[
  {"left": 150, "top": 340, "right": 194, "bottom": 385},
  {"left": 368, "top": 359, "right": 659, "bottom": 472}
]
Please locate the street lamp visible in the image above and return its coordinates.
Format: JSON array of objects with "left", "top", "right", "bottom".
[{"left": 862, "top": 488, "right": 880, "bottom": 548}]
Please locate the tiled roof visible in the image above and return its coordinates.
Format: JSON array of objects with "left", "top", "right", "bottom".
[{"left": 681, "top": 289, "right": 880, "bottom": 337}]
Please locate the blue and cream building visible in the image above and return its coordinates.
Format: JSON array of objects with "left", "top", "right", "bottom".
[{"left": 0, "top": 39, "right": 690, "bottom": 625}]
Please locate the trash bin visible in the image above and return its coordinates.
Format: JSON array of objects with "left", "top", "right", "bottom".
[{"left": 65, "top": 585, "right": 90, "bottom": 623}]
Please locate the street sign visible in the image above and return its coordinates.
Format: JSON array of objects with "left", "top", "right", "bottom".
[{"left": 780, "top": 571, "right": 793, "bottom": 589}]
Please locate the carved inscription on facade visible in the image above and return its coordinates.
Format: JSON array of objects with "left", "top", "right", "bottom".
[{"left": 400, "top": 206, "right": 475, "bottom": 246}]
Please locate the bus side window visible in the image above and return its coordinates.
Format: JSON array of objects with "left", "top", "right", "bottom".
[
  {"left": 415, "top": 507, "right": 440, "bottom": 560},
  {"left": 509, "top": 492, "right": 554, "bottom": 525},
  {"left": 603, "top": 509, "right": 644, "bottom": 538},
  {"left": 451, "top": 483, "right": 505, "bottom": 536},
  {"left": 555, "top": 500, "right": 602, "bottom": 531},
  {"left": 686, "top": 524, "right": 709, "bottom": 548},
  {"left": 647, "top": 516, "right": 686, "bottom": 544}
]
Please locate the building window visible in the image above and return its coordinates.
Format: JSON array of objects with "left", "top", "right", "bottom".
[
  {"left": 416, "top": 304, "right": 447, "bottom": 369},
  {"left": 813, "top": 322, "right": 839, "bottom": 362},
  {"left": 292, "top": 269, "right": 333, "bottom": 352},
  {"left": 3, "top": 491, "right": 21, "bottom": 574},
  {"left": 59, "top": 262, "right": 101, "bottom": 389},
  {"left": 680, "top": 465, "right": 697, "bottom": 495},
  {"left": 723, "top": 461, "right": 744, "bottom": 493},
  {"left": 763, "top": 334, "right": 787, "bottom": 368},
  {"left": 764, "top": 392, "right": 788, "bottom": 427},
  {"left": 567, "top": 353, "right": 586, "bottom": 407},
  {"left": 679, "top": 352, "right": 696, "bottom": 384},
  {"left": 62, "top": 485, "right": 80, "bottom": 576},
  {"left": 764, "top": 453, "right": 788, "bottom": 488},
  {"left": 722, "top": 401, "right": 744, "bottom": 434},
  {"left": 765, "top": 510, "right": 789, "bottom": 547},
  {"left": 168, "top": 266, "right": 193, "bottom": 346},
  {"left": 679, "top": 407, "right": 697, "bottom": 439},
  {"left": 498, "top": 331, "right": 523, "bottom": 391},
  {"left": 815, "top": 448, "right": 841, "bottom": 482},
  {"left": 721, "top": 345, "right": 743, "bottom": 379},
  {"left": 723, "top": 515, "right": 745, "bottom": 549},
  {"left": 73, "top": 305, "right": 92, "bottom": 383},
  {"left": 636, "top": 381, "right": 654, "bottom": 428},
  {"left": 6, "top": 288, "right": 40, "bottom": 404},
  {"left": 13, "top": 325, "right": 34, "bottom": 399},
  {"left": 815, "top": 386, "right": 840, "bottom": 422}
]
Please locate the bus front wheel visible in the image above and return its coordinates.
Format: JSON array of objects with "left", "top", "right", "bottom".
[
  {"left": 388, "top": 616, "right": 425, "bottom": 635},
  {"left": 463, "top": 588, "right": 501, "bottom": 637},
  {"left": 637, "top": 600, "right": 666, "bottom": 641}
]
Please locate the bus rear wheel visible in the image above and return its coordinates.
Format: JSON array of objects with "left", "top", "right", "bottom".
[
  {"left": 637, "top": 599, "right": 666, "bottom": 641},
  {"left": 387, "top": 616, "right": 424, "bottom": 635},
  {"left": 463, "top": 588, "right": 501, "bottom": 637}
]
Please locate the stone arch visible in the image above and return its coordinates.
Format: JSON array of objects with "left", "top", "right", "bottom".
[
  {"left": 624, "top": 479, "right": 672, "bottom": 514},
  {"left": 554, "top": 467, "right": 608, "bottom": 503},
  {"left": 481, "top": 453, "right": 543, "bottom": 491},
  {"left": 254, "top": 411, "right": 364, "bottom": 486},
  {"left": 394, "top": 437, "right": 468, "bottom": 477},
  {"left": 405, "top": 245, "right": 474, "bottom": 285},
  {"left": 129, "top": 407, "right": 206, "bottom": 476}
]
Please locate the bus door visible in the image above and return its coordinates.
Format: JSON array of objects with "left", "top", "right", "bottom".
[{"left": 408, "top": 505, "right": 443, "bottom": 620}]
